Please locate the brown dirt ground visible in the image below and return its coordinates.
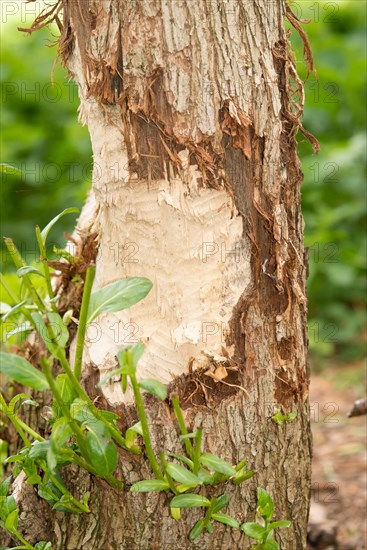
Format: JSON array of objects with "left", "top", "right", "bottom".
[{"left": 307, "top": 363, "right": 367, "bottom": 550}]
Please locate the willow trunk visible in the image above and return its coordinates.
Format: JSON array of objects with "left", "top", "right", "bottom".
[{"left": 15, "top": 1, "right": 312, "bottom": 548}]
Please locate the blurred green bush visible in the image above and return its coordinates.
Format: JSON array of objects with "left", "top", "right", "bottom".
[
  {"left": 0, "top": 1, "right": 365, "bottom": 362},
  {"left": 289, "top": 0, "right": 366, "bottom": 360},
  {"left": 0, "top": 25, "right": 91, "bottom": 265}
]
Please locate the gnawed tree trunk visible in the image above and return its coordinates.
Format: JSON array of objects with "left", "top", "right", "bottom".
[{"left": 12, "top": 1, "right": 314, "bottom": 548}]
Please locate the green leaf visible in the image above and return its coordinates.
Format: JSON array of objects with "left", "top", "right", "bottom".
[
  {"left": 257, "top": 487, "right": 271, "bottom": 506},
  {"left": 4, "top": 508, "right": 18, "bottom": 531},
  {"left": 197, "top": 468, "right": 215, "bottom": 484},
  {"left": 233, "top": 470, "right": 255, "bottom": 485},
  {"left": 170, "top": 494, "right": 210, "bottom": 508},
  {"left": 31, "top": 312, "right": 69, "bottom": 355},
  {"left": 54, "top": 491, "right": 86, "bottom": 514},
  {"left": 0, "top": 163, "right": 23, "bottom": 176},
  {"left": 62, "top": 309, "right": 73, "bottom": 326},
  {"left": 189, "top": 519, "right": 205, "bottom": 540},
  {"left": 70, "top": 398, "right": 96, "bottom": 425},
  {"left": 212, "top": 494, "right": 230, "bottom": 513},
  {"left": 131, "top": 342, "right": 145, "bottom": 364},
  {"left": 99, "top": 409, "right": 119, "bottom": 423},
  {"left": 116, "top": 351, "right": 135, "bottom": 376},
  {"left": 35, "top": 542, "right": 53, "bottom": 550},
  {"left": 0, "top": 494, "right": 17, "bottom": 522},
  {"left": 125, "top": 422, "right": 142, "bottom": 448},
  {"left": 31, "top": 312, "right": 56, "bottom": 355},
  {"left": 0, "top": 476, "right": 12, "bottom": 498},
  {"left": 178, "top": 432, "right": 197, "bottom": 441},
  {"left": 0, "top": 302, "right": 11, "bottom": 314},
  {"left": 29, "top": 441, "right": 50, "bottom": 459},
  {"left": 268, "top": 520, "right": 291, "bottom": 530},
  {"left": 257, "top": 488, "right": 274, "bottom": 522},
  {"left": 166, "top": 453, "right": 194, "bottom": 470},
  {"left": 139, "top": 379, "right": 167, "bottom": 400},
  {"left": 55, "top": 375, "right": 77, "bottom": 407},
  {"left": 40, "top": 208, "right": 79, "bottom": 246},
  {"left": 125, "top": 432, "right": 138, "bottom": 449},
  {"left": 212, "top": 513, "right": 239, "bottom": 528},
  {"left": 85, "top": 422, "right": 117, "bottom": 476},
  {"left": 47, "top": 312, "right": 69, "bottom": 348},
  {"left": 87, "top": 277, "right": 152, "bottom": 324},
  {"left": 130, "top": 479, "right": 170, "bottom": 492},
  {"left": 48, "top": 430, "right": 74, "bottom": 471},
  {"left": 272, "top": 409, "right": 286, "bottom": 425},
  {"left": 210, "top": 472, "right": 230, "bottom": 484},
  {"left": 22, "top": 457, "right": 42, "bottom": 485},
  {"left": 287, "top": 412, "right": 297, "bottom": 421},
  {"left": 121, "top": 373, "right": 128, "bottom": 393},
  {"left": 235, "top": 458, "right": 248, "bottom": 471},
  {"left": 263, "top": 540, "right": 279, "bottom": 550},
  {"left": 97, "top": 367, "right": 125, "bottom": 388},
  {"left": 17, "top": 398, "right": 38, "bottom": 408},
  {"left": 165, "top": 463, "right": 202, "bottom": 486},
  {"left": 6, "top": 447, "right": 29, "bottom": 462},
  {"left": 27, "top": 473, "right": 43, "bottom": 485},
  {"left": 0, "top": 440, "right": 8, "bottom": 479},
  {"left": 47, "top": 444, "right": 58, "bottom": 472},
  {"left": 199, "top": 453, "right": 236, "bottom": 476},
  {"left": 31, "top": 440, "right": 70, "bottom": 471},
  {"left": 53, "top": 246, "right": 76, "bottom": 263},
  {"left": 115, "top": 343, "right": 145, "bottom": 378},
  {"left": 170, "top": 507, "right": 181, "bottom": 520},
  {"left": 241, "top": 522, "right": 266, "bottom": 539},
  {"left": 6, "top": 453, "right": 27, "bottom": 464},
  {"left": 7, "top": 393, "right": 33, "bottom": 414},
  {"left": 38, "top": 482, "right": 59, "bottom": 505},
  {"left": 1, "top": 299, "right": 30, "bottom": 322},
  {"left": 5, "top": 322, "right": 32, "bottom": 339},
  {"left": 0, "top": 352, "right": 49, "bottom": 390},
  {"left": 49, "top": 418, "right": 73, "bottom": 469},
  {"left": 176, "top": 483, "right": 198, "bottom": 493},
  {"left": 17, "top": 266, "right": 45, "bottom": 279},
  {"left": 127, "top": 421, "right": 143, "bottom": 436}
]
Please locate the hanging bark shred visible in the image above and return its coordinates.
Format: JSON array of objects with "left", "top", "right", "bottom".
[{"left": 284, "top": 3, "right": 320, "bottom": 153}]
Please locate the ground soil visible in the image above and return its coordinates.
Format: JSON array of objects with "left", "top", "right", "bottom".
[{"left": 307, "top": 363, "right": 366, "bottom": 550}]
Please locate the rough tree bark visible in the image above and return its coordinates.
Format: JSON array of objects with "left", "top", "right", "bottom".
[{"left": 7, "top": 1, "right": 317, "bottom": 548}]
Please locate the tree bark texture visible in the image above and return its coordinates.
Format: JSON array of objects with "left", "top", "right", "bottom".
[{"left": 7, "top": 1, "right": 313, "bottom": 548}]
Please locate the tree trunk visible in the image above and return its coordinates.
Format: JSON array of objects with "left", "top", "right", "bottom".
[{"left": 10, "top": 1, "right": 313, "bottom": 548}]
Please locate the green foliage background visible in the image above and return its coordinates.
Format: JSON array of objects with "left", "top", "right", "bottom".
[
  {"left": 1, "top": 0, "right": 366, "bottom": 362},
  {"left": 290, "top": 0, "right": 366, "bottom": 361},
  {"left": 0, "top": 16, "right": 91, "bottom": 256}
]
